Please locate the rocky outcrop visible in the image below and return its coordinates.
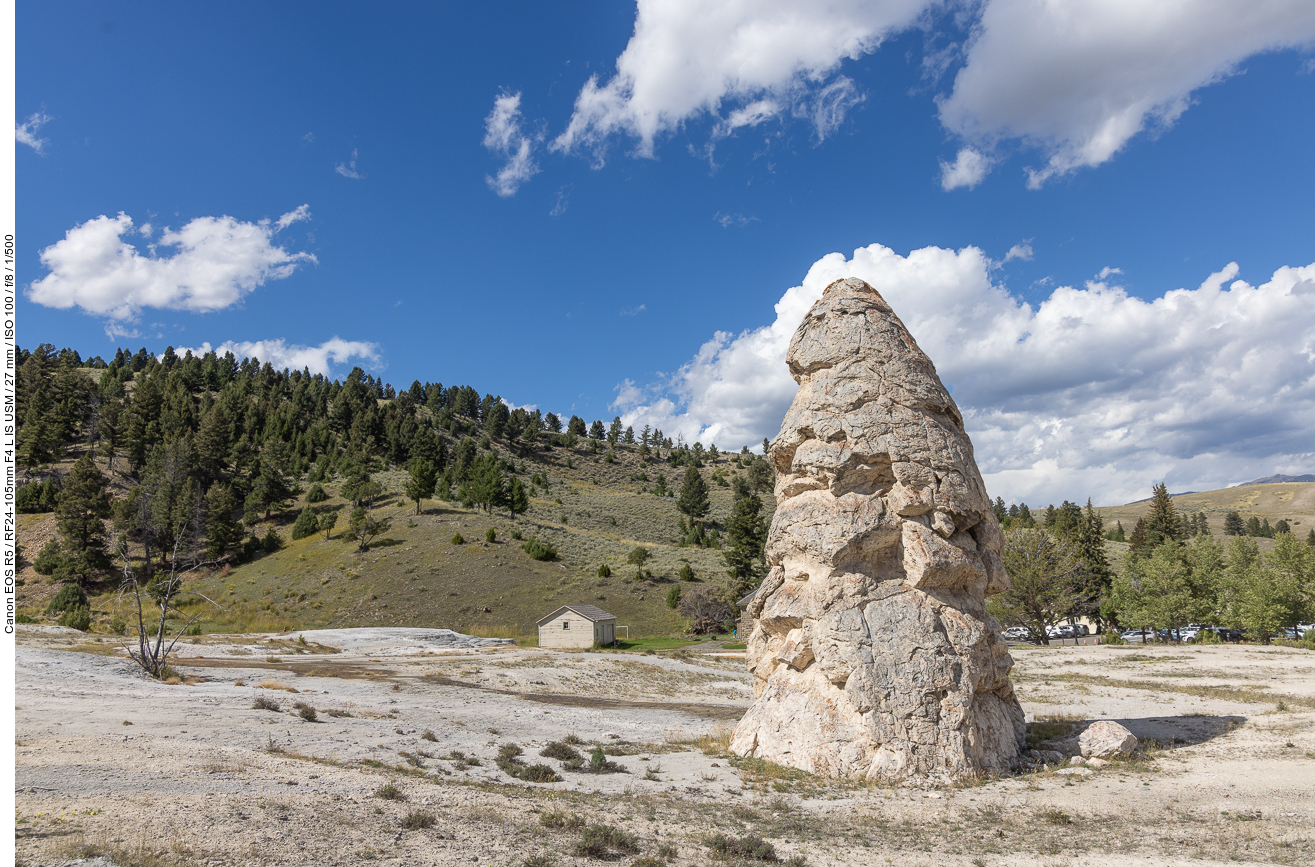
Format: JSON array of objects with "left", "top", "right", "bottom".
[{"left": 730, "top": 277, "right": 1025, "bottom": 782}]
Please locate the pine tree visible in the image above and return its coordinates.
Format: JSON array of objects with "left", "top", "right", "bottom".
[
  {"left": 1075, "top": 498, "right": 1113, "bottom": 627},
  {"left": 462, "top": 453, "right": 506, "bottom": 514},
  {"left": 204, "top": 484, "right": 243, "bottom": 559},
  {"left": 1128, "top": 516, "right": 1149, "bottom": 555},
  {"left": 54, "top": 455, "right": 112, "bottom": 585},
  {"left": 292, "top": 506, "right": 319, "bottom": 540},
  {"left": 319, "top": 509, "right": 340, "bottom": 540},
  {"left": 1224, "top": 511, "right": 1245, "bottom": 536},
  {"left": 723, "top": 495, "right": 768, "bottom": 598},
  {"left": 17, "top": 386, "right": 58, "bottom": 469},
  {"left": 195, "top": 403, "right": 231, "bottom": 485},
  {"left": 589, "top": 419, "right": 605, "bottom": 440},
  {"left": 404, "top": 458, "right": 437, "bottom": 515},
  {"left": 1144, "top": 483, "right": 1185, "bottom": 548},
  {"left": 508, "top": 477, "right": 530, "bottom": 517},
  {"left": 677, "top": 465, "right": 710, "bottom": 523}
]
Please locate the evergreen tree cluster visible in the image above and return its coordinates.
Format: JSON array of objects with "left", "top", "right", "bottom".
[
  {"left": 1111, "top": 487, "right": 1315, "bottom": 641},
  {"left": 11, "top": 342, "right": 581, "bottom": 585}
]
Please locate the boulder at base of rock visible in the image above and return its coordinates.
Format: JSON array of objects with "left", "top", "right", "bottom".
[
  {"left": 730, "top": 278, "right": 1025, "bottom": 783},
  {"left": 1079, "top": 721, "right": 1138, "bottom": 758}
]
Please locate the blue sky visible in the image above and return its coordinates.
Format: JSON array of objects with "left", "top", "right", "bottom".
[{"left": 15, "top": 1, "right": 1315, "bottom": 505}]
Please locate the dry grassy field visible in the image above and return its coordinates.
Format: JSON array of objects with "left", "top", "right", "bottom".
[
  {"left": 1096, "top": 482, "right": 1315, "bottom": 537},
  {"left": 14, "top": 626, "right": 1315, "bottom": 866}
]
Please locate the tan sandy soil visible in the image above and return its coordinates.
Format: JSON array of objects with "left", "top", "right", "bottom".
[{"left": 14, "top": 628, "right": 1315, "bottom": 866}]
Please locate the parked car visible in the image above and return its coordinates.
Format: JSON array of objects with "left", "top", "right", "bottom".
[
  {"left": 1121, "top": 629, "right": 1152, "bottom": 643},
  {"left": 1001, "top": 626, "right": 1031, "bottom": 641}
]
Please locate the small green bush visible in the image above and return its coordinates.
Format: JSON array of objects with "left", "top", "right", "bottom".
[
  {"left": 375, "top": 782, "right": 405, "bottom": 800},
  {"left": 401, "top": 811, "right": 436, "bottom": 830},
  {"left": 291, "top": 506, "right": 319, "bottom": 540},
  {"left": 262, "top": 527, "right": 284, "bottom": 553},
  {"left": 597, "top": 564, "right": 612, "bottom": 578},
  {"left": 666, "top": 585, "right": 682, "bottom": 609},
  {"left": 575, "top": 824, "right": 639, "bottom": 858},
  {"left": 678, "top": 563, "right": 695, "bottom": 580},
  {"left": 294, "top": 702, "right": 318, "bottom": 722},
  {"left": 706, "top": 833, "right": 776, "bottom": 861},
  {"left": 523, "top": 539, "right": 558, "bottom": 561},
  {"left": 16, "top": 613, "right": 37, "bottom": 624},
  {"left": 486, "top": 528, "right": 497, "bottom": 543},
  {"left": 46, "top": 583, "right": 89, "bottom": 615},
  {"left": 451, "top": 533, "right": 465, "bottom": 545},
  {"left": 59, "top": 604, "right": 91, "bottom": 632},
  {"left": 510, "top": 529, "right": 523, "bottom": 540},
  {"left": 252, "top": 695, "right": 281, "bottom": 711},
  {"left": 33, "top": 539, "right": 63, "bottom": 576},
  {"left": 518, "top": 763, "right": 560, "bottom": 783},
  {"left": 540, "top": 742, "right": 582, "bottom": 762},
  {"left": 539, "top": 808, "right": 585, "bottom": 829},
  {"left": 306, "top": 482, "right": 329, "bottom": 503}
]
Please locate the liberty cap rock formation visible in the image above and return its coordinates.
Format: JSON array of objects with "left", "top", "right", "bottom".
[{"left": 730, "top": 277, "right": 1025, "bottom": 781}]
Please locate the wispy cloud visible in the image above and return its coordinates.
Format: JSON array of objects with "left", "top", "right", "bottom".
[
  {"left": 1003, "top": 242, "right": 1033, "bottom": 263},
  {"left": 335, "top": 148, "right": 364, "bottom": 179},
  {"left": 483, "top": 91, "right": 541, "bottom": 197},
  {"left": 620, "top": 304, "right": 647, "bottom": 317},
  {"left": 15, "top": 111, "right": 52, "bottom": 154},
  {"left": 714, "top": 212, "right": 759, "bottom": 228},
  {"left": 275, "top": 204, "right": 312, "bottom": 231},
  {"left": 550, "top": 185, "right": 571, "bottom": 217}
]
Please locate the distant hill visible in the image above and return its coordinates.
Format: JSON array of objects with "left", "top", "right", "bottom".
[
  {"left": 1098, "top": 481, "right": 1315, "bottom": 538},
  {"left": 13, "top": 342, "right": 777, "bottom": 641},
  {"left": 1236, "top": 474, "right": 1315, "bottom": 486}
]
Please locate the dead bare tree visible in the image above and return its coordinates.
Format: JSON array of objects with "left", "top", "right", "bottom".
[
  {"left": 115, "top": 532, "right": 219, "bottom": 679},
  {"left": 113, "top": 452, "right": 219, "bottom": 679}
]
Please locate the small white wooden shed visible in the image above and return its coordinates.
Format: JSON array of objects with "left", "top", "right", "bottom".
[{"left": 537, "top": 604, "right": 617, "bottom": 649}]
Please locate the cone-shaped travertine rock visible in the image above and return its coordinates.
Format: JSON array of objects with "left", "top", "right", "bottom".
[{"left": 730, "top": 277, "right": 1025, "bottom": 782}]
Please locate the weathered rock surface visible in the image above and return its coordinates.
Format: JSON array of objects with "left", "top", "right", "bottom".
[
  {"left": 730, "top": 277, "right": 1025, "bottom": 782},
  {"left": 1078, "top": 720, "right": 1138, "bottom": 758}
]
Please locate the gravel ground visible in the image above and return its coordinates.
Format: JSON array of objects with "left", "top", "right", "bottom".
[{"left": 14, "top": 628, "right": 1315, "bottom": 866}]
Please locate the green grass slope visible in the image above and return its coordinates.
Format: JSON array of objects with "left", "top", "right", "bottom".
[{"left": 178, "top": 440, "right": 773, "bottom": 642}]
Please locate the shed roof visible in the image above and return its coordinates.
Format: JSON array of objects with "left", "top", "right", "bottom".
[{"left": 536, "top": 604, "right": 617, "bottom": 626}]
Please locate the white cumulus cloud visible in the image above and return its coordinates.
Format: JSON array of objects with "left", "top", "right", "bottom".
[
  {"left": 939, "top": 0, "right": 1315, "bottom": 188},
  {"left": 28, "top": 208, "right": 316, "bottom": 323},
  {"left": 483, "top": 91, "right": 541, "bottom": 197},
  {"left": 939, "top": 146, "right": 992, "bottom": 190},
  {"left": 534, "top": 1, "right": 1315, "bottom": 186},
  {"left": 614, "top": 243, "right": 1315, "bottom": 506},
  {"left": 181, "top": 337, "right": 380, "bottom": 377},
  {"left": 16, "top": 111, "right": 52, "bottom": 153},
  {"left": 552, "top": 0, "right": 929, "bottom": 161}
]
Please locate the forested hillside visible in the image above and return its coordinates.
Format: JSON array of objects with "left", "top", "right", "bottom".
[{"left": 14, "top": 344, "right": 776, "bottom": 639}]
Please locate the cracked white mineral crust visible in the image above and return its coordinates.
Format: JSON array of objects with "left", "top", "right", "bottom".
[{"left": 730, "top": 277, "right": 1025, "bottom": 782}]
